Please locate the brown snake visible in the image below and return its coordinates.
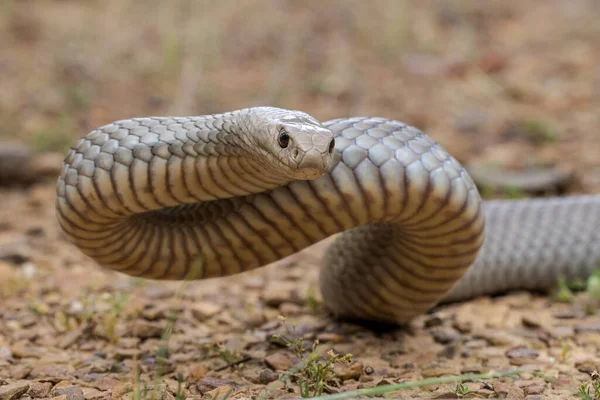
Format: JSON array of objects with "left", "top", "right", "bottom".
[{"left": 55, "top": 107, "right": 600, "bottom": 324}]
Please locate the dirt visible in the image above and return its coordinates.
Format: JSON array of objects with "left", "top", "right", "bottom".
[{"left": 1, "top": 1, "right": 600, "bottom": 399}]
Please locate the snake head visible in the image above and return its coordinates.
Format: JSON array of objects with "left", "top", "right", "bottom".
[{"left": 244, "top": 107, "right": 336, "bottom": 180}]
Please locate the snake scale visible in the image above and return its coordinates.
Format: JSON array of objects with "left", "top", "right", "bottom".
[{"left": 55, "top": 107, "right": 600, "bottom": 324}]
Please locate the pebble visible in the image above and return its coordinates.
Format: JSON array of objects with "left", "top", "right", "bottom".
[
  {"left": 80, "top": 388, "right": 106, "bottom": 400},
  {"left": 0, "top": 347, "right": 12, "bottom": 360},
  {"left": 28, "top": 365, "right": 71, "bottom": 382},
  {"left": 316, "top": 332, "right": 344, "bottom": 343},
  {"left": 430, "top": 327, "right": 460, "bottom": 344},
  {"left": 11, "top": 341, "right": 42, "bottom": 358},
  {"left": 575, "top": 359, "right": 598, "bottom": 374},
  {"left": 58, "top": 323, "right": 91, "bottom": 349},
  {"left": 337, "top": 361, "right": 364, "bottom": 381},
  {"left": 0, "top": 383, "right": 30, "bottom": 400},
  {"left": 420, "top": 365, "right": 460, "bottom": 378},
  {"left": 506, "top": 346, "right": 539, "bottom": 359},
  {"left": 524, "top": 384, "right": 546, "bottom": 395},
  {"left": 113, "top": 349, "right": 143, "bottom": 359},
  {"left": 26, "top": 382, "right": 52, "bottom": 398},
  {"left": 196, "top": 377, "right": 238, "bottom": 394},
  {"left": 9, "top": 365, "right": 32, "bottom": 379},
  {"left": 575, "top": 322, "right": 600, "bottom": 333},
  {"left": 142, "top": 285, "right": 174, "bottom": 300},
  {"left": 189, "top": 364, "right": 209, "bottom": 380},
  {"left": 262, "top": 282, "right": 300, "bottom": 307},
  {"left": 203, "top": 386, "right": 233, "bottom": 399},
  {"left": 128, "top": 320, "right": 164, "bottom": 339},
  {"left": 86, "top": 377, "right": 120, "bottom": 391},
  {"left": 264, "top": 351, "right": 299, "bottom": 371},
  {"left": 278, "top": 302, "right": 302, "bottom": 315},
  {"left": 258, "top": 369, "right": 278, "bottom": 384},
  {"left": 190, "top": 301, "right": 223, "bottom": 321},
  {"left": 493, "top": 382, "right": 525, "bottom": 398}
]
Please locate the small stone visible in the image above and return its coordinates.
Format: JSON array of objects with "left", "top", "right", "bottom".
[
  {"left": 11, "top": 341, "right": 41, "bottom": 358},
  {"left": 258, "top": 369, "right": 278, "bottom": 384},
  {"left": 575, "top": 322, "right": 600, "bottom": 333},
  {"left": 475, "top": 330, "right": 513, "bottom": 346},
  {"left": 553, "top": 309, "right": 583, "bottom": 319},
  {"left": 112, "top": 383, "right": 133, "bottom": 396},
  {"left": 262, "top": 282, "right": 299, "bottom": 307},
  {"left": 547, "top": 326, "right": 574, "bottom": 339},
  {"left": 494, "top": 382, "right": 525, "bottom": 398},
  {"left": 521, "top": 313, "right": 542, "bottom": 328},
  {"left": 27, "top": 382, "right": 52, "bottom": 398},
  {"left": 10, "top": 364, "right": 32, "bottom": 379},
  {"left": 29, "top": 365, "right": 71, "bottom": 382},
  {"left": 140, "top": 304, "right": 168, "bottom": 320},
  {"left": 196, "top": 377, "right": 238, "bottom": 395},
  {"left": 0, "top": 383, "right": 30, "bottom": 400},
  {"left": 114, "top": 349, "right": 143, "bottom": 359},
  {"left": 264, "top": 351, "right": 299, "bottom": 371},
  {"left": 524, "top": 384, "right": 546, "bottom": 395},
  {"left": 506, "top": 346, "right": 539, "bottom": 359},
  {"left": 189, "top": 364, "right": 209, "bottom": 380},
  {"left": 203, "top": 386, "right": 232, "bottom": 399},
  {"left": 337, "top": 361, "right": 364, "bottom": 381},
  {"left": 190, "top": 301, "right": 222, "bottom": 321},
  {"left": 316, "top": 332, "right": 344, "bottom": 343},
  {"left": 50, "top": 385, "right": 85, "bottom": 400},
  {"left": 278, "top": 302, "right": 302, "bottom": 315},
  {"left": 87, "top": 377, "right": 120, "bottom": 391},
  {"left": 143, "top": 388, "right": 173, "bottom": 400},
  {"left": 142, "top": 285, "right": 174, "bottom": 299},
  {"left": 128, "top": 320, "right": 164, "bottom": 338},
  {"left": 58, "top": 323, "right": 91, "bottom": 349},
  {"left": 430, "top": 327, "right": 460, "bottom": 344},
  {"left": 0, "top": 348, "right": 12, "bottom": 360},
  {"left": 80, "top": 388, "right": 106, "bottom": 400},
  {"left": 421, "top": 365, "right": 460, "bottom": 378},
  {"left": 575, "top": 360, "right": 598, "bottom": 374},
  {"left": 424, "top": 316, "right": 444, "bottom": 328},
  {"left": 525, "top": 395, "right": 545, "bottom": 400}
]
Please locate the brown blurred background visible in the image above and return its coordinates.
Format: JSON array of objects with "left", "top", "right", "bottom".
[{"left": 1, "top": 0, "right": 599, "bottom": 194}]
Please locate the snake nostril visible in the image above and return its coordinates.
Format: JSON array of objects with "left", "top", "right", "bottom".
[
  {"left": 294, "top": 149, "right": 300, "bottom": 159},
  {"left": 328, "top": 138, "right": 335, "bottom": 154}
]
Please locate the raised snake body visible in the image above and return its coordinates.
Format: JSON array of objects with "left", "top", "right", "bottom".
[{"left": 55, "top": 107, "right": 600, "bottom": 324}]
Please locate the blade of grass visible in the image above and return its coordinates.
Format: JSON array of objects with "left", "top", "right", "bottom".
[{"left": 307, "top": 369, "right": 523, "bottom": 400}]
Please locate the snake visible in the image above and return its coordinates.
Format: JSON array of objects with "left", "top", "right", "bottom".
[{"left": 55, "top": 107, "right": 600, "bottom": 324}]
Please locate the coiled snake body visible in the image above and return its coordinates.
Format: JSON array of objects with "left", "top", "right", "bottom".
[{"left": 55, "top": 107, "right": 600, "bottom": 324}]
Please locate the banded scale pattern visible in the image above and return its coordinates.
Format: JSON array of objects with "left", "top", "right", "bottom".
[{"left": 55, "top": 107, "right": 600, "bottom": 324}]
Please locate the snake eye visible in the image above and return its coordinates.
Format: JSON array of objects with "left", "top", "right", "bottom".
[{"left": 278, "top": 129, "right": 289, "bottom": 148}]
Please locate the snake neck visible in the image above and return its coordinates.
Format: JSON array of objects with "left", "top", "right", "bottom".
[{"left": 55, "top": 110, "right": 292, "bottom": 224}]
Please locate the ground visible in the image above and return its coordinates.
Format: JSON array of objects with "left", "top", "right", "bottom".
[{"left": 1, "top": 1, "right": 600, "bottom": 399}]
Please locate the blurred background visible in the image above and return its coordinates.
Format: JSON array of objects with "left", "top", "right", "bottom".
[
  {"left": 0, "top": 3, "right": 600, "bottom": 396},
  {"left": 1, "top": 0, "right": 599, "bottom": 193}
]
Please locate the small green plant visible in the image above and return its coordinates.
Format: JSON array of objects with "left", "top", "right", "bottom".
[
  {"left": 304, "top": 287, "right": 322, "bottom": 314},
  {"left": 30, "top": 113, "right": 74, "bottom": 153},
  {"left": 586, "top": 270, "right": 600, "bottom": 300},
  {"left": 556, "top": 277, "right": 574, "bottom": 303},
  {"left": 204, "top": 343, "right": 244, "bottom": 366},
  {"left": 520, "top": 118, "right": 558, "bottom": 144},
  {"left": 102, "top": 292, "right": 129, "bottom": 343},
  {"left": 273, "top": 316, "right": 352, "bottom": 398},
  {"left": 452, "top": 382, "right": 471, "bottom": 398},
  {"left": 577, "top": 382, "right": 598, "bottom": 400},
  {"left": 504, "top": 185, "right": 525, "bottom": 200}
]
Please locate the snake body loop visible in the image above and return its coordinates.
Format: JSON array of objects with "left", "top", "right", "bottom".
[{"left": 55, "top": 107, "right": 600, "bottom": 324}]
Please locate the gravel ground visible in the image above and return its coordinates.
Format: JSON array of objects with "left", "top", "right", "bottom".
[{"left": 1, "top": 1, "right": 600, "bottom": 399}]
